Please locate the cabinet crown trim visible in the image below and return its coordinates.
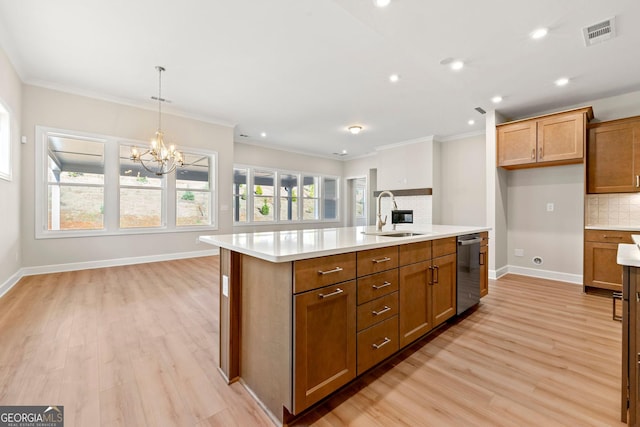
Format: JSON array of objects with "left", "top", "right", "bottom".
[{"left": 496, "top": 106, "right": 593, "bottom": 127}]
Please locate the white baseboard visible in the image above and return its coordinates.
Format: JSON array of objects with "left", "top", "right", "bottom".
[
  {"left": 501, "top": 265, "right": 582, "bottom": 285},
  {"left": 0, "top": 248, "right": 220, "bottom": 299},
  {"left": 489, "top": 265, "right": 509, "bottom": 280}
]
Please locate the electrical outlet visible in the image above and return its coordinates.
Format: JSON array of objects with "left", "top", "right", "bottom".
[{"left": 546, "top": 203, "right": 554, "bottom": 212}]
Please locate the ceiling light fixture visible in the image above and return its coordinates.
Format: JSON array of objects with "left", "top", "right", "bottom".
[
  {"left": 130, "top": 66, "right": 184, "bottom": 176},
  {"left": 555, "top": 77, "right": 570, "bottom": 86},
  {"left": 389, "top": 74, "right": 400, "bottom": 83},
  {"left": 491, "top": 95, "right": 503, "bottom": 103},
  {"left": 374, "top": 0, "right": 391, "bottom": 8},
  {"left": 450, "top": 60, "right": 464, "bottom": 71},
  {"left": 348, "top": 125, "right": 363, "bottom": 135},
  {"left": 260, "top": 132, "right": 267, "bottom": 138},
  {"left": 530, "top": 27, "right": 548, "bottom": 40},
  {"left": 468, "top": 119, "right": 475, "bottom": 125}
]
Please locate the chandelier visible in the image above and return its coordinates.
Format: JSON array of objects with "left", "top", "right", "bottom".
[{"left": 130, "top": 66, "right": 184, "bottom": 176}]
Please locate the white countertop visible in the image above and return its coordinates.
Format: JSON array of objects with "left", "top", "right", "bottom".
[
  {"left": 587, "top": 225, "right": 640, "bottom": 231},
  {"left": 617, "top": 236, "right": 640, "bottom": 267},
  {"left": 200, "top": 225, "right": 490, "bottom": 262}
]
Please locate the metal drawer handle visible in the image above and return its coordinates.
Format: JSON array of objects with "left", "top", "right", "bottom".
[
  {"left": 372, "top": 257, "right": 391, "bottom": 264},
  {"left": 637, "top": 175, "right": 639, "bottom": 188},
  {"left": 318, "top": 266, "right": 344, "bottom": 275},
  {"left": 372, "top": 281, "right": 392, "bottom": 290},
  {"left": 372, "top": 337, "right": 391, "bottom": 350},
  {"left": 318, "top": 288, "right": 343, "bottom": 299},
  {"left": 372, "top": 306, "right": 391, "bottom": 316},
  {"left": 531, "top": 148, "right": 535, "bottom": 160},
  {"left": 603, "top": 235, "right": 623, "bottom": 239}
]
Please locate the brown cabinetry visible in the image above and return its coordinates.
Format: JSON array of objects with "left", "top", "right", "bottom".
[
  {"left": 398, "top": 237, "right": 457, "bottom": 347},
  {"left": 293, "top": 280, "right": 356, "bottom": 414},
  {"left": 497, "top": 107, "right": 593, "bottom": 170},
  {"left": 480, "top": 232, "right": 489, "bottom": 297},
  {"left": 584, "top": 229, "right": 633, "bottom": 291},
  {"left": 587, "top": 116, "right": 640, "bottom": 194}
]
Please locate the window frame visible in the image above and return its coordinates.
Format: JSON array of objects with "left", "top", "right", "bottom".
[
  {"left": 0, "top": 100, "right": 12, "bottom": 181},
  {"left": 233, "top": 164, "right": 340, "bottom": 226},
  {"left": 35, "top": 126, "right": 217, "bottom": 239}
]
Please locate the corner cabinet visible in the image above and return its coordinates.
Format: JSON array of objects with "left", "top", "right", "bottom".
[
  {"left": 497, "top": 106, "right": 593, "bottom": 170},
  {"left": 587, "top": 116, "right": 640, "bottom": 193}
]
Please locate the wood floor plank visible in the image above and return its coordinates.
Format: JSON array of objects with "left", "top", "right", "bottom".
[{"left": 0, "top": 261, "right": 627, "bottom": 426}]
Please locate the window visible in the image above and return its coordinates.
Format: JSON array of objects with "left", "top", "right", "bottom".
[
  {"left": 233, "top": 165, "right": 339, "bottom": 225},
  {"left": 0, "top": 101, "right": 11, "bottom": 181},
  {"left": 36, "top": 126, "right": 217, "bottom": 238}
]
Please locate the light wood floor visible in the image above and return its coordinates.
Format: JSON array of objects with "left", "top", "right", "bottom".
[{"left": 0, "top": 257, "right": 625, "bottom": 426}]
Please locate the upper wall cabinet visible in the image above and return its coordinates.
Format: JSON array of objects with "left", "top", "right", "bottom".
[
  {"left": 497, "top": 106, "right": 594, "bottom": 170},
  {"left": 587, "top": 116, "right": 640, "bottom": 194}
]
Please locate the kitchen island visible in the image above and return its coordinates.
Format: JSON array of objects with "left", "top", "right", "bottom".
[{"left": 200, "top": 225, "right": 490, "bottom": 424}]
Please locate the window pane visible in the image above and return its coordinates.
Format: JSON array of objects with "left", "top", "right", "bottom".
[
  {"left": 0, "top": 104, "right": 10, "bottom": 180},
  {"left": 120, "top": 188, "right": 162, "bottom": 228},
  {"left": 303, "top": 175, "right": 319, "bottom": 220},
  {"left": 279, "top": 173, "right": 298, "bottom": 221},
  {"left": 303, "top": 175, "right": 318, "bottom": 199},
  {"left": 47, "top": 135, "right": 105, "bottom": 230},
  {"left": 48, "top": 185, "right": 104, "bottom": 230},
  {"left": 323, "top": 177, "right": 338, "bottom": 220},
  {"left": 119, "top": 144, "right": 163, "bottom": 186},
  {"left": 280, "top": 197, "right": 299, "bottom": 221},
  {"left": 303, "top": 199, "right": 319, "bottom": 220},
  {"left": 177, "top": 190, "right": 210, "bottom": 226},
  {"left": 177, "top": 153, "right": 210, "bottom": 190},
  {"left": 233, "top": 168, "right": 248, "bottom": 223},
  {"left": 254, "top": 170, "right": 274, "bottom": 222}
]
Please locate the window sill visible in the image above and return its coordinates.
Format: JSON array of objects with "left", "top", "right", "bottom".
[{"left": 35, "top": 224, "right": 218, "bottom": 239}]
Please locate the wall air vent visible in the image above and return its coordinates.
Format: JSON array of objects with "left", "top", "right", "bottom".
[{"left": 583, "top": 17, "right": 616, "bottom": 47}]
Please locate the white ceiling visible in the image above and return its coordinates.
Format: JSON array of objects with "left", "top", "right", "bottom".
[{"left": 0, "top": 0, "right": 639, "bottom": 159}]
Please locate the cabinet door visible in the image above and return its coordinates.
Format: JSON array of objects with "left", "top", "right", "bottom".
[
  {"left": 587, "top": 121, "right": 640, "bottom": 193},
  {"left": 537, "top": 112, "right": 584, "bottom": 163},
  {"left": 293, "top": 281, "right": 356, "bottom": 413},
  {"left": 399, "top": 261, "right": 431, "bottom": 348},
  {"left": 584, "top": 241, "right": 623, "bottom": 291},
  {"left": 479, "top": 244, "right": 488, "bottom": 298},
  {"left": 497, "top": 120, "right": 537, "bottom": 167},
  {"left": 431, "top": 253, "right": 457, "bottom": 327}
]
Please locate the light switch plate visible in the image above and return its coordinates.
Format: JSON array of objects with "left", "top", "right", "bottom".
[{"left": 222, "top": 274, "right": 229, "bottom": 297}]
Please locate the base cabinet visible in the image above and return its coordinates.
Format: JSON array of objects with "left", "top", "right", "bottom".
[
  {"left": 584, "top": 230, "right": 633, "bottom": 291},
  {"left": 399, "top": 261, "right": 432, "bottom": 348},
  {"left": 293, "top": 281, "right": 356, "bottom": 414},
  {"left": 431, "top": 253, "right": 457, "bottom": 327}
]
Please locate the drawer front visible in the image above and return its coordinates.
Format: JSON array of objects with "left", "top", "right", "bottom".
[
  {"left": 399, "top": 241, "right": 431, "bottom": 266},
  {"left": 357, "top": 270, "right": 398, "bottom": 304},
  {"left": 357, "top": 292, "right": 398, "bottom": 332},
  {"left": 357, "top": 246, "right": 399, "bottom": 277},
  {"left": 432, "top": 237, "right": 457, "bottom": 258},
  {"left": 584, "top": 229, "right": 633, "bottom": 244},
  {"left": 294, "top": 252, "right": 356, "bottom": 294},
  {"left": 357, "top": 315, "right": 399, "bottom": 375}
]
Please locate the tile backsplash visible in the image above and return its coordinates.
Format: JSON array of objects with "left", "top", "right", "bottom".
[
  {"left": 585, "top": 193, "right": 640, "bottom": 227},
  {"left": 380, "top": 195, "right": 432, "bottom": 225}
]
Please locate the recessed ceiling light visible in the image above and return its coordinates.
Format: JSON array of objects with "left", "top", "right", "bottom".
[
  {"left": 530, "top": 27, "right": 548, "bottom": 40},
  {"left": 374, "top": 0, "right": 391, "bottom": 7},
  {"left": 389, "top": 74, "right": 400, "bottom": 83},
  {"left": 555, "top": 77, "right": 570, "bottom": 86},
  {"left": 491, "top": 96, "right": 503, "bottom": 103},
  {"left": 450, "top": 60, "right": 464, "bottom": 71},
  {"left": 260, "top": 132, "right": 267, "bottom": 138},
  {"left": 348, "top": 125, "right": 363, "bottom": 135},
  {"left": 468, "top": 119, "right": 475, "bottom": 125},
  {"left": 342, "top": 149, "right": 348, "bottom": 154}
]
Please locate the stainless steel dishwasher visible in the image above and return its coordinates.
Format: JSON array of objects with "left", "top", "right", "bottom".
[{"left": 457, "top": 234, "right": 482, "bottom": 314}]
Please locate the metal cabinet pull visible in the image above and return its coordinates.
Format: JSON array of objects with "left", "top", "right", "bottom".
[
  {"left": 318, "top": 266, "right": 343, "bottom": 275},
  {"left": 372, "top": 257, "right": 391, "bottom": 264},
  {"left": 372, "top": 281, "right": 392, "bottom": 290},
  {"left": 603, "top": 235, "right": 623, "bottom": 239},
  {"left": 372, "top": 305, "right": 391, "bottom": 316},
  {"left": 372, "top": 337, "right": 391, "bottom": 349},
  {"left": 479, "top": 252, "right": 485, "bottom": 266},
  {"left": 636, "top": 175, "right": 639, "bottom": 187},
  {"left": 539, "top": 146, "right": 543, "bottom": 159},
  {"left": 318, "top": 288, "right": 343, "bottom": 299},
  {"left": 433, "top": 265, "right": 439, "bottom": 284},
  {"left": 531, "top": 148, "right": 535, "bottom": 160}
]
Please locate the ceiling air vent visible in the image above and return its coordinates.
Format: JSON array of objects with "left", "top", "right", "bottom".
[
  {"left": 475, "top": 107, "right": 486, "bottom": 115},
  {"left": 583, "top": 17, "right": 616, "bottom": 47}
]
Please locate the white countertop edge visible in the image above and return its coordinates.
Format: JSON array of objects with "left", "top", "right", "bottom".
[
  {"left": 586, "top": 225, "right": 640, "bottom": 231},
  {"left": 200, "top": 225, "right": 491, "bottom": 263},
  {"left": 618, "top": 242, "right": 640, "bottom": 267}
]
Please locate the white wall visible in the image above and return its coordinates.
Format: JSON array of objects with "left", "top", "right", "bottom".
[
  {"left": 233, "top": 141, "right": 344, "bottom": 232},
  {"left": 376, "top": 139, "right": 434, "bottom": 190},
  {"left": 20, "top": 85, "right": 234, "bottom": 269},
  {"left": 0, "top": 47, "right": 22, "bottom": 294},
  {"left": 438, "top": 133, "right": 486, "bottom": 226}
]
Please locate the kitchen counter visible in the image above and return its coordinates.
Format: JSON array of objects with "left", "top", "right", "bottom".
[
  {"left": 199, "top": 224, "right": 490, "bottom": 262},
  {"left": 587, "top": 225, "right": 640, "bottom": 232}
]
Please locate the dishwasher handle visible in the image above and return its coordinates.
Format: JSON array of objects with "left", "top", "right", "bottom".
[{"left": 458, "top": 237, "right": 482, "bottom": 246}]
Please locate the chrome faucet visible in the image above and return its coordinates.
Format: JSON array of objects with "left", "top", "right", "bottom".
[{"left": 376, "top": 190, "right": 397, "bottom": 231}]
